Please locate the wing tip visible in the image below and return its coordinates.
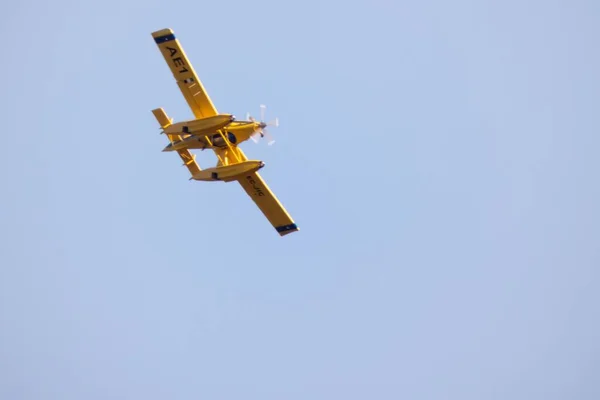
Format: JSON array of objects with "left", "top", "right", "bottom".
[
  {"left": 152, "top": 28, "right": 176, "bottom": 44},
  {"left": 152, "top": 28, "right": 174, "bottom": 37},
  {"left": 277, "top": 223, "right": 299, "bottom": 236}
]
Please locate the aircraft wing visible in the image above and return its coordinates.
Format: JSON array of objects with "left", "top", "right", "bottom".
[
  {"left": 152, "top": 28, "right": 218, "bottom": 119},
  {"left": 237, "top": 171, "right": 298, "bottom": 236},
  {"left": 214, "top": 146, "right": 297, "bottom": 236}
]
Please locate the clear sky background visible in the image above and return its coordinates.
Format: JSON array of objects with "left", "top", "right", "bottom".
[{"left": 1, "top": 0, "right": 599, "bottom": 398}]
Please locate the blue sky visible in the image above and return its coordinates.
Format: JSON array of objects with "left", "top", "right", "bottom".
[{"left": 1, "top": 0, "right": 599, "bottom": 398}]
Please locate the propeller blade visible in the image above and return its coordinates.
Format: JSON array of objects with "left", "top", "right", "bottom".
[
  {"left": 248, "top": 104, "right": 279, "bottom": 145},
  {"left": 260, "top": 104, "right": 266, "bottom": 121},
  {"left": 263, "top": 129, "right": 275, "bottom": 146}
]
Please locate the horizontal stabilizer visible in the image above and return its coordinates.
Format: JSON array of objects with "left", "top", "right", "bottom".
[
  {"left": 152, "top": 108, "right": 172, "bottom": 129},
  {"left": 151, "top": 107, "right": 202, "bottom": 177}
]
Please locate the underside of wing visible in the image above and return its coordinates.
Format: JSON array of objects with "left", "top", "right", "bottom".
[
  {"left": 152, "top": 28, "right": 217, "bottom": 119},
  {"left": 237, "top": 171, "right": 298, "bottom": 236}
]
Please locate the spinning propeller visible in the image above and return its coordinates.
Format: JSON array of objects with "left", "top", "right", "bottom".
[{"left": 247, "top": 104, "right": 279, "bottom": 146}]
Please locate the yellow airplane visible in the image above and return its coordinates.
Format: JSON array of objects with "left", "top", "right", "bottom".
[{"left": 151, "top": 28, "right": 298, "bottom": 236}]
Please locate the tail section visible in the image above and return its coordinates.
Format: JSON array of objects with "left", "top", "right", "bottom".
[
  {"left": 152, "top": 107, "right": 172, "bottom": 130},
  {"left": 151, "top": 108, "right": 202, "bottom": 178}
]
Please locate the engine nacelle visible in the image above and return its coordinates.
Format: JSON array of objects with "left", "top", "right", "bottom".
[{"left": 210, "top": 132, "right": 237, "bottom": 147}]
